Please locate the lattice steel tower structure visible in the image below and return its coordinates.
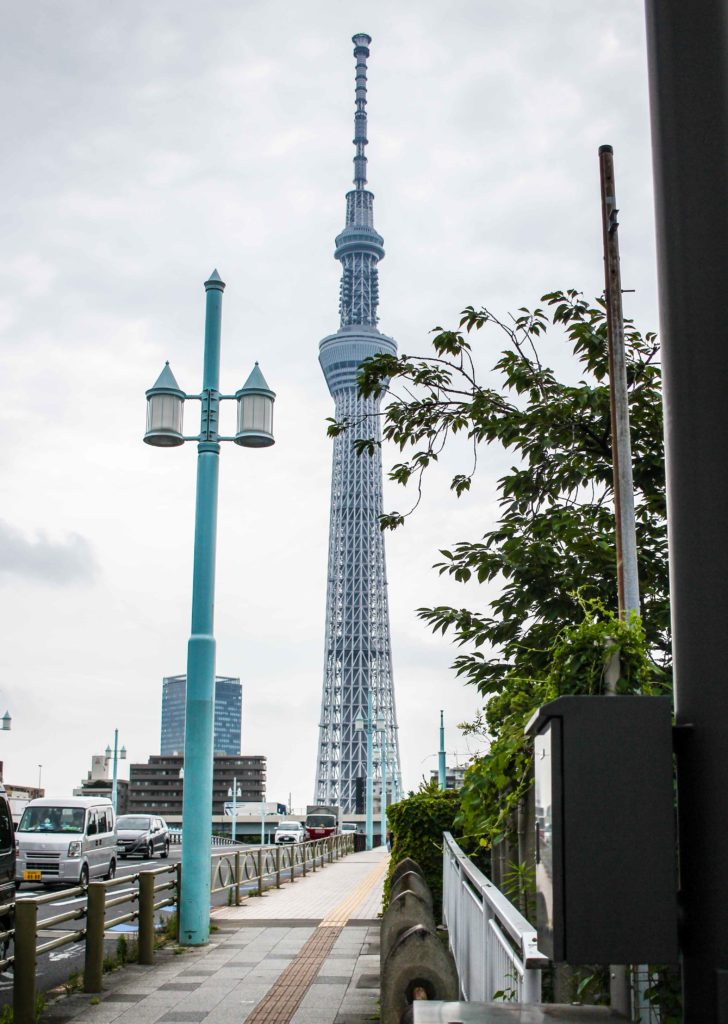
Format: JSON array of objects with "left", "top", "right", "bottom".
[{"left": 314, "top": 33, "right": 402, "bottom": 812}]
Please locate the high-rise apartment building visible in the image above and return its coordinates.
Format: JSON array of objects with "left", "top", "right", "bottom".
[
  {"left": 128, "top": 754, "right": 266, "bottom": 817},
  {"left": 160, "top": 675, "right": 242, "bottom": 756}
]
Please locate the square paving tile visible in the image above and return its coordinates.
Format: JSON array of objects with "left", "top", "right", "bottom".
[
  {"left": 355, "top": 973, "right": 380, "bottom": 989},
  {"left": 158, "top": 1014, "right": 209, "bottom": 1023}
]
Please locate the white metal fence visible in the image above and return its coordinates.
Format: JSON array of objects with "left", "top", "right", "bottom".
[{"left": 442, "top": 831, "right": 548, "bottom": 1004}]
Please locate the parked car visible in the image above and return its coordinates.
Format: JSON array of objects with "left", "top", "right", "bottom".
[
  {"left": 340, "top": 822, "right": 358, "bottom": 834},
  {"left": 116, "top": 815, "right": 170, "bottom": 859},
  {"left": 16, "top": 797, "right": 116, "bottom": 888},
  {"left": 274, "top": 820, "right": 305, "bottom": 844},
  {"left": 0, "top": 784, "right": 15, "bottom": 955}
]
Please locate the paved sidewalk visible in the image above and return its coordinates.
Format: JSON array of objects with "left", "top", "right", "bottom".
[{"left": 43, "top": 847, "right": 388, "bottom": 1024}]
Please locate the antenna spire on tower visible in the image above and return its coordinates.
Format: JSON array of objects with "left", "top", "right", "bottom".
[{"left": 352, "top": 33, "right": 371, "bottom": 189}]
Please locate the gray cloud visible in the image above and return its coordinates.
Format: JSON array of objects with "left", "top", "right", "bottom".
[{"left": 0, "top": 519, "right": 97, "bottom": 585}]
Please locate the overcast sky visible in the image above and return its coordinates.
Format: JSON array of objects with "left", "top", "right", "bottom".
[{"left": 0, "top": 1, "right": 659, "bottom": 808}]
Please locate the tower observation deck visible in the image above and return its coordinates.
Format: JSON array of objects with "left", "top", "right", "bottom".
[{"left": 315, "top": 34, "right": 403, "bottom": 813}]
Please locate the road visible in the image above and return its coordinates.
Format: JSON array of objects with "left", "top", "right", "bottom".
[{"left": 0, "top": 842, "right": 313, "bottom": 1007}]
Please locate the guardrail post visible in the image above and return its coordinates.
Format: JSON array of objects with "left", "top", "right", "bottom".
[
  {"left": 234, "top": 852, "right": 241, "bottom": 906},
  {"left": 84, "top": 882, "right": 106, "bottom": 993},
  {"left": 311, "top": 842, "right": 317, "bottom": 872},
  {"left": 138, "top": 872, "right": 156, "bottom": 965},
  {"left": 175, "top": 862, "right": 182, "bottom": 942},
  {"left": 302, "top": 843, "right": 307, "bottom": 876},
  {"left": 275, "top": 845, "right": 281, "bottom": 888},
  {"left": 13, "top": 899, "right": 38, "bottom": 1024},
  {"left": 257, "top": 847, "right": 264, "bottom": 897}
]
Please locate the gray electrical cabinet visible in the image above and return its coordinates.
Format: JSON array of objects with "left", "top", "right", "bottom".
[{"left": 525, "top": 696, "right": 678, "bottom": 965}]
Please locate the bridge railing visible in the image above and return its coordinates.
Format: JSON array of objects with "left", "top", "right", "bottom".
[
  {"left": 211, "top": 832, "right": 354, "bottom": 901},
  {"left": 8, "top": 831, "right": 355, "bottom": 1024},
  {"left": 11, "top": 863, "right": 178, "bottom": 1024},
  {"left": 442, "top": 831, "right": 548, "bottom": 1004}
]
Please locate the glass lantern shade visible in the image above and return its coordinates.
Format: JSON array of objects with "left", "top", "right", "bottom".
[
  {"left": 120, "top": 745, "right": 127, "bottom": 760},
  {"left": 375, "top": 714, "right": 386, "bottom": 733},
  {"left": 235, "top": 363, "right": 275, "bottom": 448},
  {"left": 354, "top": 715, "right": 365, "bottom": 734},
  {"left": 1, "top": 711, "right": 10, "bottom": 732},
  {"left": 144, "top": 362, "right": 186, "bottom": 447}
]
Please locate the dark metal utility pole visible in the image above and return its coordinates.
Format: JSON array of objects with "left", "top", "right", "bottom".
[
  {"left": 599, "top": 143, "right": 641, "bottom": 1021},
  {"left": 598, "top": 145, "right": 640, "bottom": 621},
  {"left": 644, "top": 1, "right": 728, "bottom": 1018}
]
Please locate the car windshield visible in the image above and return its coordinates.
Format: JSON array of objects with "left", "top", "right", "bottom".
[
  {"left": 116, "top": 816, "right": 151, "bottom": 830},
  {"left": 278, "top": 822, "right": 300, "bottom": 830},
  {"left": 19, "top": 806, "right": 86, "bottom": 834},
  {"left": 306, "top": 815, "right": 335, "bottom": 828}
]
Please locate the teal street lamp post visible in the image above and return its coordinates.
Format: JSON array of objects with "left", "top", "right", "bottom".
[
  {"left": 378, "top": 733, "right": 388, "bottom": 847},
  {"left": 438, "top": 710, "right": 446, "bottom": 790},
  {"left": 228, "top": 779, "right": 241, "bottom": 843},
  {"left": 355, "top": 691, "right": 374, "bottom": 851},
  {"left": 355, "top": 692, "right": 386, "bottom": 851},
  {"left": 144, "top": 270, "right": 275, "bottom": 946},
  {"left": 104, "top": 730, "right": 127, "bottom": 813}
]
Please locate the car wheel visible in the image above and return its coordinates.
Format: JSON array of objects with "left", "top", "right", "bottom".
[
  {"left": 79, "top": 864, "right": 89, "bottom": 889},
  {"left": 147, "top": 842, "right": 154, "bottom": 860},
  {"left": 104, "top": 859, "right": 116, "bottom": 881},
  {"left": 161, "top": 841, "right": 169, "bottom": 859}
]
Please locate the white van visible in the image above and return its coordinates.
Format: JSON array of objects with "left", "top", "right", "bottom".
[{"left": 15, "top": 797, "right": 117, "bottom": 888}]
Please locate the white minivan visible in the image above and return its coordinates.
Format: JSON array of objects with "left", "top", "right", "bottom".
[{"left": 16, "top": 797, "right": 117, "bottom": 888}]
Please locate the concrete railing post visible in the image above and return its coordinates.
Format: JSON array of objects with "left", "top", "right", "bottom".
[
  {"left": 275, "top": 845, "right": 281, "bottom": 888},
  {"left": 138, "top": 872, "right": 156, "bottom": 965},
  {"left": 84, "top": 882, "right": 106, "bottom": 993},
  {"left": 13, "top": 899, "right": 38, "bottom": 1024},
  {"left": 234, "top": 852, "right": 241, "bottom": 906},
  {"left": 257, "top": 848, "right": 264, "bottom": 897}
]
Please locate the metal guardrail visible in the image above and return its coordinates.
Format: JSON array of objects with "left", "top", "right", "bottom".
[
  {"left": 211, "top": 832, "right": 354, "bottom": 902},
  {"left": 442, "top": 831, "right": 548, "bottom": 1004},
  {"left": 168, "top": 828, "right": 239, "bottom": 846},
  {"left": 11, "top": 864, "right": 178, "bottom": 1024},
  {"left": 6, "top": 831, "right": 355, "bottom": 1024}
]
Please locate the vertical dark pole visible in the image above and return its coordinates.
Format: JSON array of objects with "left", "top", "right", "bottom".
[
  {"left": 644, "top": 2, "right": 728, "bottom": 1018},
  {"left": 13, "top": 900, "right": 37, "bottom": 1024},
  {"left": 598, "top": 145, "right": 640, "bottom": 620}
]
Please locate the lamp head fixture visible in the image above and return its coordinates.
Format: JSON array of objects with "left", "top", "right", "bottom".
[{"left": 144, "top": 362, "right": 186, "bottom": 447}]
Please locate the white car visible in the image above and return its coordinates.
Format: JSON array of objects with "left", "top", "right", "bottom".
[
  {"left": 340, "top": 822, "right": 358, "bottom": 834},
  {"left": 274, "top": 820, "right": 305, "bottom": 844},
  {"left": 16, "top": 797, "right": 117, "bottom": 888}
]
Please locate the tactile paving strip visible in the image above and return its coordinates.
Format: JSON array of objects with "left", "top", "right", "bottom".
[{"left": 244, "top": 857, "right": 388, "bottom": 1024}]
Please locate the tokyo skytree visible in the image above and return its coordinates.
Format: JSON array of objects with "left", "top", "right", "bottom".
[{"left": 314, "top": 33, "right": 403, "bottom": 813}]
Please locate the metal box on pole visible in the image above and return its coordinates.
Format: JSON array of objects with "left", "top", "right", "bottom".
[{"left": 525, "top": 696, "right": 678, "bottom": 965}]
